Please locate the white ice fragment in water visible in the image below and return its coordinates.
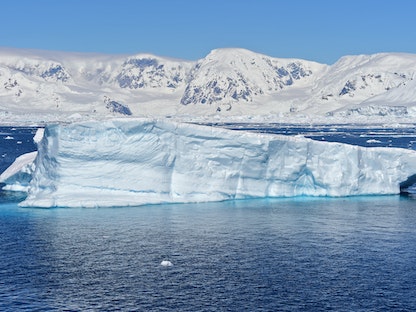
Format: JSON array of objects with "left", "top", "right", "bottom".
[{"left": 160, "top": 260, "right": 173, "bottom": 267}]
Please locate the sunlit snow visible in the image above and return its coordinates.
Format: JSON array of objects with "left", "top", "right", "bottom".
[{"left": 1, "top": 48, "right": 416, "bottom": 124}]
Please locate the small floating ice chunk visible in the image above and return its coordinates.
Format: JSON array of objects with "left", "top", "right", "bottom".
[
  {"left": 366, "top": 139, "right": 382, "bottom": 144},
  {"left": 160, "top": 260, "right": 173, "bottom": 267},
  {"left": 4, "top": 136, "right": 14, "bottom": 140}
]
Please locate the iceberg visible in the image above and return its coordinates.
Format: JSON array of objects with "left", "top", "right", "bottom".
[
  {"left": 0, "top": 151, "right": 37, "bottom": 192},
  {"left": 15, "top": 119, "right": 416, "bottom": 208}
]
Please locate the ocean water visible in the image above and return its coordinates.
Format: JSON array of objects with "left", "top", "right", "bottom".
[
  {"left": 208, "top": 122, "right": 416, "bottom": 150},
  {"left": 1, "top": 125, "right": 416, "bottom": 311},
  {"left": 1, "top": 197, "right": 416, "bottom": 311}
]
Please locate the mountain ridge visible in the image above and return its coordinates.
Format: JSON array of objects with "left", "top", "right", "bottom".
[{"left": 1, "top": 47, "right": 415, "bottom": 123}]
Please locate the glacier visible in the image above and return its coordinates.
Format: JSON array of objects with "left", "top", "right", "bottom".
[{"left": 14, "top": 119, "right": 416, "bottom": 208}]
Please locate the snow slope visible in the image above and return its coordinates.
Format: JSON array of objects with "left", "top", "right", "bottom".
[
  {"left": 180, "top": 48, "right": 325, "bottom": 112},
  {"left": 315, "top": 53, "right": 416, "bottom": 117},
  {"left": 1, "top": 47, "right": 416, "bottom": 124},
  {"left": 19, "top": 119, "right": 416, "bottom": 208}
]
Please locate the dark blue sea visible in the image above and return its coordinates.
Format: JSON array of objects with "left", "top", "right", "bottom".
[{"left": 1, "top": 125, "right": 416, "bottom": 311}]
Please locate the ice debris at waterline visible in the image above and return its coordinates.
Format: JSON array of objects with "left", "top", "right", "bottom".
[{"left": 2, "top": 118, "right": 415, "bottom": 208}]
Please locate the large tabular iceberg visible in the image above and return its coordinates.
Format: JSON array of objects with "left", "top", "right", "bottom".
[{"left": 19, "top": 119, "right": 416, "bottom": 208}]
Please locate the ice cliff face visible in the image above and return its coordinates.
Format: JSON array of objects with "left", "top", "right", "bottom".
[
  {"left": 20, "top": 119, "right": 416, "bottom": 208},
  {"left": 1, "top": 48, "right": 416, "bottom": 122}
]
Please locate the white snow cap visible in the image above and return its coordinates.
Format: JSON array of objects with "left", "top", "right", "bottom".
[{"left": 1, "top": 48, "right": 416, "bottom": 124}]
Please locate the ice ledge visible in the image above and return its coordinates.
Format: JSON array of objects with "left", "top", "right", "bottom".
[
  {"left": 20, "top": 118, "right": 416, "bottom": 208},
  {"left": 0, "top": 151, "right": 37, "bottom": 192}
]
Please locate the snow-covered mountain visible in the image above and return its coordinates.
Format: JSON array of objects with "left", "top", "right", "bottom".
[
  {"left": 180, "top": 48, "right": 323, "bottom": 109},
  {"left": 313, "top": 53, "right": 416, "bottom": 117},
  {"left": 0, "top": 47, "right": 415, "bottom": 123}
]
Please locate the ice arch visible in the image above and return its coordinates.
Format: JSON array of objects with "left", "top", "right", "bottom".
[{"left": 400, "top": 174, "right": 416, "bottom": 195}]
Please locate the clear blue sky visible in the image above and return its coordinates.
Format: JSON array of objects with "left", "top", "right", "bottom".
[{"left": 2, "top": 0, "right": 416, "bottom": 64}]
